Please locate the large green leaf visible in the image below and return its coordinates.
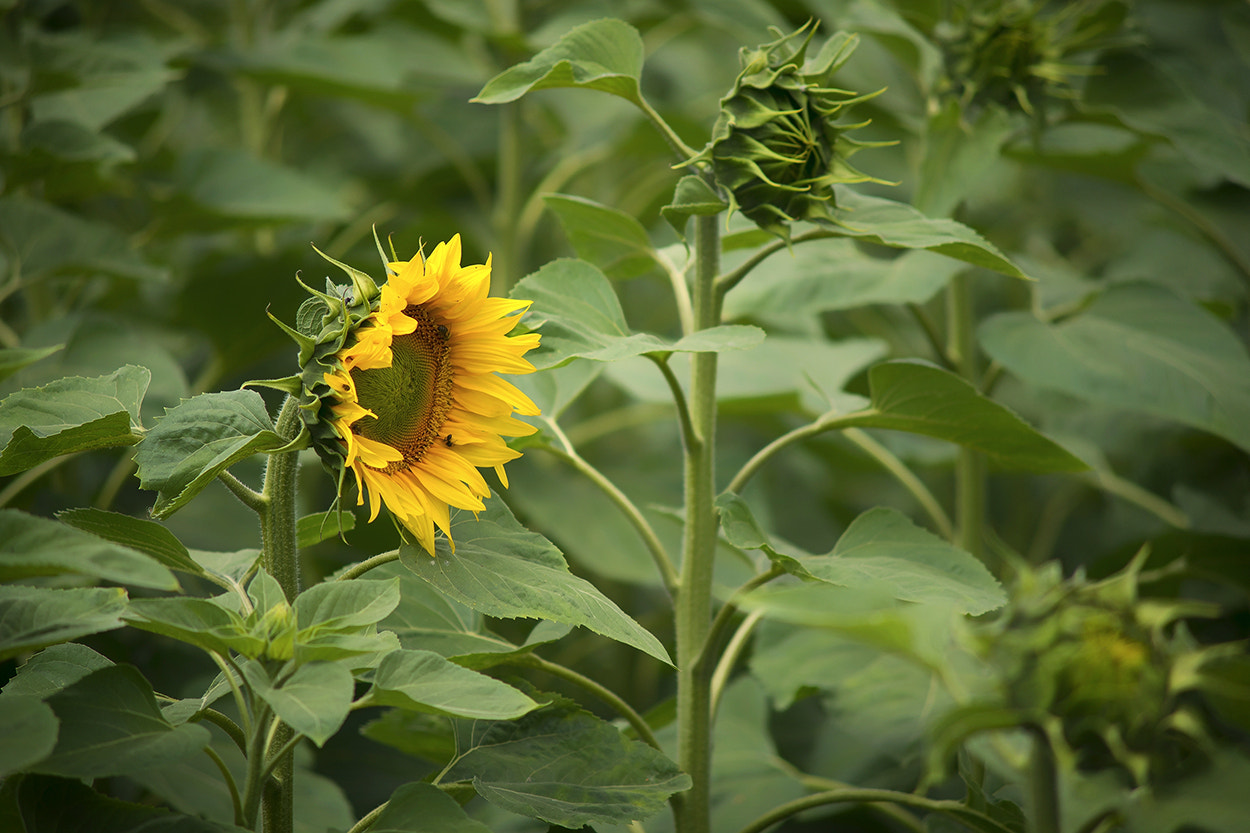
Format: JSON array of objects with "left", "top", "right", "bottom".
[
  {"left": 1, "top": 643, "right": 114, "bottom": 698},
  {"left": 134, "top": 390, "right": 297, "bottom": 519},
  {"left": 979, "top": 284, "right": 1250, "bottom": 453},
  {"left": 0, "top": 695, "right": 59, "bottom": 777},
  {"left": 442, "top": 698, "right": 690, "bottom": 828},
  {"left": 473, "top": 18, "right": 644, "bottom": 106},
  {"left": 294, "top": 576, "right": 400, "bottom": 633},
  {"left": 830, "top": 187, "right": 1028, "bottom": 278},
  {"left": 368, "top": 649, "right": 540, "bottom": 719},
  {"left": 0, "top": 586, "right": 127, "bottom": 661},
  {"left": 515, "top": 258, "right": 763, "bottom": 369},
  {"left": 175, "top": 147, "right": 349, "bottom": 223},
  {"left": 544, "top": 194, "right": 658, "bottom": 279},
  {"left": 0, "top": 365, "right": 149, "bottom": 476},
  {"left": 914, "top": 101, "right": 1015, "bottom": 217},
  {"left": 33, "top": 665, "right": 209, "bottom": 778},
  {"left": 366, "top": 783, "right": 491, "bottom": 833},
  {"left": 803, "top": 507, "right": 1006, "bottom": 615},
  {"left": 850, "top": 360, "right": 1089, "bottom": 472},
  {"left": 722, "top": 241, "right": 964, "bottom": 322},
  {"left": 400, "top": 497, "right": 671, "bottom": 666},
  {"left": 57, "top": 508, "right": 205, "bottom": 578},
  {"left": 241, "top": 661, "right": 353, "bottom": 747},
  {"left": 0, "top": 196, "right": 164, "bottom": 282},
  {"left": 0, "top": 509, "right": 179, "bottom": 590},
  {"left": 0, "top": 344, "right": 63, "bottom": 384},
  {"left": 5, "top": 773, "right": 247, "bottom": 833},
  {"left": 124, "top": 598, "right": 261, "bottom": 658}
]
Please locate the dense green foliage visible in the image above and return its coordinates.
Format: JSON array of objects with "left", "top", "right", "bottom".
[{"left": 2, "top": 1, "right": 1249, "bottom": 832}]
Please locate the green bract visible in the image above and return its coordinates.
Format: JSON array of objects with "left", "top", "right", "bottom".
[{"left": 683, "top": 24, "right": 890, "bottom": 239}]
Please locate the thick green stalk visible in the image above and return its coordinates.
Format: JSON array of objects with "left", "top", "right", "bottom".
[
  {"left": 1029, "top": 728, "right": 1061, "bottom": 833},
  {"left": 947, "top": 273, "right": 985, "bottom": 561},
  {"left": 674, "top": 214, "right": 721, "bottom": 833},
  {"left": 259, "top": 396, "right": 302, "bottom": 833}
]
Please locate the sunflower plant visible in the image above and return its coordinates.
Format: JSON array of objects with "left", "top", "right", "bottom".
[{"left": 2, "top": 3, "right": 1249, "bottom": 833}]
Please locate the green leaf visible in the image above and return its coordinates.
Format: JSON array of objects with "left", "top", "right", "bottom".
[
  {"left": 124, "top": 598, "right": 261, "bottom": 658},
  {"left": 369, "top": 649, "right": 540, "bottom": 719},
  {"left": 401, "top": 497, "right": 672, "bottom": 666},
  {"left": 0, "top": 344, "right": 63, "bottom": 383},
  {"left": 850, "top": 360, "right": 1089, "bottom": 472},
  {"left": 544, "top": 194, "right": 658, "bottom": 279},
  {"left": 241, "top": 661, "right": 353, "bottom": 747},
  {"left": 366, "top": 783, "right": 491, "bottom": 833},
  {"left": 294, "top": 576, "right": 400, "bottom": 633},
  {"left": 0, "top": 365, "right": 149, "bottom": 476},
  {"left": 1, "top": 643, "right": 113, "bottom": 698},
  {"left": 979, "top": 284, "right": 1250, "bottom": 453},
  {"left": 0, "top": 196, "right": 164, "bottom": 282},
  {"left": 515, "top": 259, "right": 763, "bottom": 369},
  {"left": 803, "top": 507, "right": 1006, "bottom": 615},
  {"left": 443, "top": 698, "right": 690, "bottom": 827},
  {"left": 0, "top": 509, "right": 179, "bottom": 590},
  {"left": 0, "top": 586, "right": 127, "bottom": 661},
  {"left": 176, "top": 148, "right": 349, "bottom": 223},
  {"left": 830, "top": 187, "right": 1028, "bottom": 279},
  {"left": 296, "top": 510, "right": 356, "bottom": 548},
  {"left": 715, "top": 493, "right": 816, "bottom": 580},
  {"left": 915, "top": 101, "right": 1015, "bottom": 217},
  {"left": 33, "top": 665, "right": 209, "bottom": 778},
  {"left": 722, "top": 242, "right": 963, "bottom": 322},
  {"left": 0, "top": 696, "right": 59, "bottom": 777},
  {"left": 473, "top": 18, "right": 644, "bottom": 106},
  {"left": 57, "top": 507, "right": 205, "bottom": 578},
  {"left": 6, "top": 773, "right": 249, "bottom": 833},
  {"left": 662, "top": 175, "right": 728, "bottom": 237},
  {"left": 134, "top": 390, "right": 296, "bottom": 519}
]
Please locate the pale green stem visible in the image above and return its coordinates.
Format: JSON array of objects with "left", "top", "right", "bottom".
[
  {"left": 733, "top": 787, "right": 1018, "bottom": 833},
  {"left": 842, "top": 427, "right": 955, "bottom": 541},
  {"left": 713, "top": 229, "right": 837, "bottom": 297},
  {"left": 636, "top": 95, "right": 698, "bottom": 161},
  {"left": 219, "top": 468, "right": 266, "bottom": 514},
  {"left": 1029, "top": 728, "right": 1061, "bottom": 833},
  {"left": 947, "top": 273, "right": 985, "bottom": 562},
  {"left": 0, "top": 455, "right": 69, "bottom": 508},
  {"left": 493, "top": 101, "right": 523, "bottom": 289},
  {"left": 94, "top": 455, "right": 137, "bottom": 511},
  {"left": 709, "top": 609, "right": 762, "bottom": 717},
  {"left": 542, "top": 417, "right": 679, "bottom": 594},
  {"left": 1092, "top": 468, "right": 1190, "bottom": 529},
  {"left": 259, "top": 396, "right": 302, "bottom": 833},
  {"left": 345, "top": 801, "right": 388, "bottom": 833},
  {"left": 673, "top": 214, "right": 721, "bottom": 833},
  {"left": 203, "top": 745, "right": 245, "bottom": 827},
  {"left": 515, "top": 654, "right": 663, "bottom": 752},
  {"left": 646, "top": 354, "right": 697, "bottom": 453}
]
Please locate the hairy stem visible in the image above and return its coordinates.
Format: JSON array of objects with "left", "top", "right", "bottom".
[{"left": 673, "top": 214, "right": 722, "bottom": 833}]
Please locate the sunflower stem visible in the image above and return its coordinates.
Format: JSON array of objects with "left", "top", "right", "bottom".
[
  {"left": 259, "top": 395, "right": 302, "bottom": 833},
  {"left": 947, "top": 273, "right": 986, "bottom": 563},
  {"left": 673, "top": 213, "right": 721, "bottom": 833}
]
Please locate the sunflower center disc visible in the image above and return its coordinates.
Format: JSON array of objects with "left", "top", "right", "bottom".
[{"left": 349, "top": 305, "right": 454, "bottom": 472}]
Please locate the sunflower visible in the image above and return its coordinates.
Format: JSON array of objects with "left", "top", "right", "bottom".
[{"left": 295, "top": 235, "right": 540, "bottom": 555}]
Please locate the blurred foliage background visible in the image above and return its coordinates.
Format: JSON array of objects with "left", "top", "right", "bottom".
[{"left": 2, "top": 0, "right": 1249, "bottom": 830}]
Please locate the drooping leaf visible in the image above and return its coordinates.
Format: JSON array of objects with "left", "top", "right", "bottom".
[
  {"left": 0, "top": 344, "right": 63, "bottom": 384},
  {"left": 0, "top": 365, "right": 149, "bottom": 476},
  {"left": 296, "top": 510, "right": 356, "bottom": 548},
  {"left": 803, "top": 507, "right": 1006, "bottom": 615},
  {"left": 0, "top": 586, "right": 127, "bottom": 661},
  {"left": 241, "top": 661, "right": 353, "bottom": 747},
  {"left": 715, "top": 493, "right": 816, "bottom": 580},
  {"left": 473, "top": 18, "right": 644, "bottom": 106},
  {"left": 0, "top": 696, "right": 59, "bottom": 777},
  {"left": 514, "top": 258, "right": 763, "bottom": 369},
  {"left": 6, "top": 773, "right": 247, "bottom": 833},
  {"left": 400, "top": 497, "right": 671, "bottom": 666},
  {"left": 442, "top": 698, "right": 690, "bottom": 828},
  {"left": 368, "top": 649, "right": 540, "bottom": 719},
  {"left": 544, "top": 194, "right": 658, "bottom": 279},
  {"left": 33, "top": 665, "right": 209, "bottom": 778},
  {"left": 830, "top": 187, "right": 1028, "bottom": 278},
  {"left": 56, "top": 507, "right": 205, "bottom": 578},
  {"left": 366, "top": 782, "right": 492, "bottom": 833},
  {"left": 979, "top": 284, "right": 1250, "bottom": 453},
  {"left": 662, "top": 175, "right": 728, "bottom": 237},
  {"left": 0, "top": 509, "right": 179, "bottom": 590},
  {"left": 850, "top": 360, "right": 1089, "bottom": 472},
  {"left": 134, "top": 390, "right": 298, "bottom": 519}
]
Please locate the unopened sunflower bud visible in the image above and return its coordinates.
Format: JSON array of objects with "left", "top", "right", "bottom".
[
  {"left": 260, "top": 600, "right": 295, "bottom": 661},
  {"left": 683, "top": 23, "right": 891, "bottom": 239}
]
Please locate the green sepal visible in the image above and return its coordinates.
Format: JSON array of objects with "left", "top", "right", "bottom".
[{"left": 242, "top": 374, "right": 303, "bottom": 395}]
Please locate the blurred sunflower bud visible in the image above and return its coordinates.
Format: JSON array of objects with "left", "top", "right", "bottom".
[
  {"left": 683, "top": 23, "right": 892, "bottom": 240},
  {"left": 983, "top": 551, "right": 1228, "bottom": 784},
  {"left": 934, "top": 0, "right": 1133, "bottom": 116},
  {"left": 259, "top": 600, "right": 296, "bottom": 661}
]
